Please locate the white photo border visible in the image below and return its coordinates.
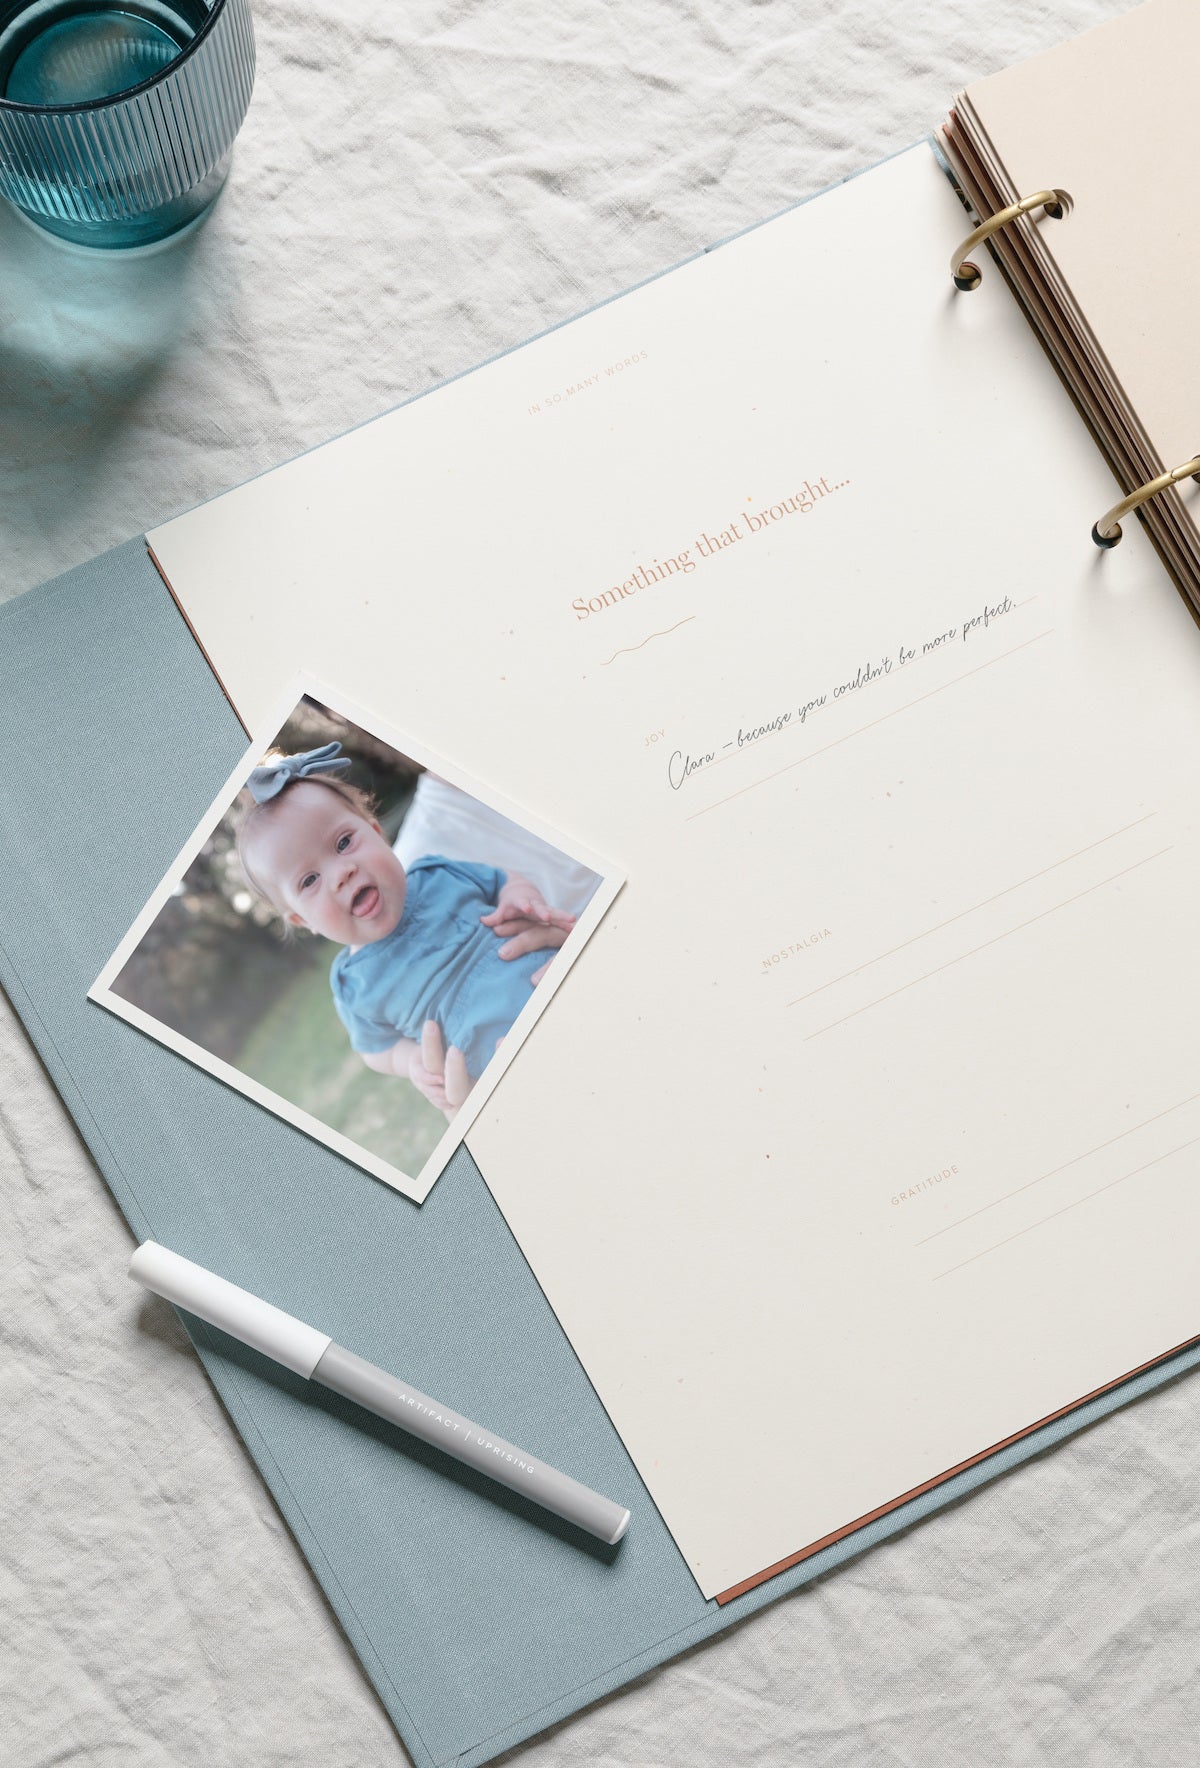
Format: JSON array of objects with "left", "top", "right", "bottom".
[{"left": 89, "top": 671, "right": 625, "bottom": 1204}]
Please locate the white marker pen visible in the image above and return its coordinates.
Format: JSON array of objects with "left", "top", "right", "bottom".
[{"left": 129, "top": 1242, "right": 631, "bottom": 1546}]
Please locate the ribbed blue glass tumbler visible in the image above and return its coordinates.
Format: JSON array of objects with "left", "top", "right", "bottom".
[{"left": 0, "top": 0, "right": 254, "bottom": 248}]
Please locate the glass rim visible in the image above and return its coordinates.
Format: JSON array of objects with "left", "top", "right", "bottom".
[{"left": 0, "top": 0, "right": 230, "bottom": 117}]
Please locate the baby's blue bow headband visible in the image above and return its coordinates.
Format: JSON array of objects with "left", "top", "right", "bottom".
[{"left": 247, "top": 741, "right": 351, "bottom": 805}]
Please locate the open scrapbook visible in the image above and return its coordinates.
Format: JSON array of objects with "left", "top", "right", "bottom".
[
  {"left": 1, "top": 3, "right": 1197, "bottom": 1761},
  {"left": 144, "top": 0, "right": 1200, "bottom": 1609}
]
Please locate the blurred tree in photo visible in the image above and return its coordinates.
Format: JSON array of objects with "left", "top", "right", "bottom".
[
  {"left": 281, "top": 696, "right": 422, "bottom": 838},
  {"left": 109, "top": 829, "right": 316, "bottom": 1062},
  {"left": 107, "top": 695, "right": 445, "bottom": 1176}
]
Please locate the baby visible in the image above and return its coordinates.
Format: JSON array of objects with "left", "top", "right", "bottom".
[{"left": 237, "top": 743, "right": 576, "bottom": 1115}]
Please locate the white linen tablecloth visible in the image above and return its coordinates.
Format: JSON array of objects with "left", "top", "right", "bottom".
[{"left": 6, "top": 2, "right": 1197, "bottom": 1762}]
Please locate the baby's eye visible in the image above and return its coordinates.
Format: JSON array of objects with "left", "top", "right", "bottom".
[
  {"left": 336, "top": 833, "right": 352, "bottom": 853},
  {"left": 300, "top": 872, "right": 317, "bottom": 891}
]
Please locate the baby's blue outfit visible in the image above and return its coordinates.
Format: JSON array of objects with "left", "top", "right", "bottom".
[{"left": 329, "top": 855, "right": 547, "bottom": 1080}]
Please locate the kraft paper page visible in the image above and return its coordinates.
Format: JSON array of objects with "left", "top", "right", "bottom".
[
  {"left": 147, "top": 143, "right": 1200, "bottom": 1599},
  {"left": 959, "top": 0, "right": 1200, "bottom": 478}
]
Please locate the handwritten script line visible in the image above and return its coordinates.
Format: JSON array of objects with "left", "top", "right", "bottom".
[
  {"left": 705, "top": 599, "right": 1038, "bottom": 777},
  {"left": 704, "top": 646, "right": 946, "bottom": 772},
  {"left": 804, "top": 847, "right": 1173, "bottom": 1041},
  {"left": 685, "top": 630, "right": 1054, "bottom": 821}
]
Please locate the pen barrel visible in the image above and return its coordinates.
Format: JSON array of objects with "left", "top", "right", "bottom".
[{"left": 312, "top": 1343, "right": 630, "bottom": 1546}]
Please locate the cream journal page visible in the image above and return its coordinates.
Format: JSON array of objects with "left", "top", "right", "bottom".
[{"left": 148, "top": 144, "right": 1200, "bottom": 1600}]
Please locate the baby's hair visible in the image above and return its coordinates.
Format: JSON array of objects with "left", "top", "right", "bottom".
[{"left": 235, "top": 764, "right": 378, "bottom": 919}]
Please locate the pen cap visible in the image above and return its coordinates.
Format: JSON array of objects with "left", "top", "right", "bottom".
[{"left": 129, "top": 1242, "right": 332, "bottom": 1378}]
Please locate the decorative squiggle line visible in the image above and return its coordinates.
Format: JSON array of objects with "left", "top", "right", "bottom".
[{"left": 601, "top": 615, "right": 695, "bottom": 667}]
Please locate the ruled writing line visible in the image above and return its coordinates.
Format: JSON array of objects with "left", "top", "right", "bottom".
[
  {"left": 685, "top": 630, "right": 1054, "bottom": 822},
  {"left": 805, "top": 847, "right": 1172, "bottom": 1041},
  {"left": 916, "top": 1087, "right": 1200, "bottom": 1247},
  {"left": 931, "top": 1137, "right": 1200, "bottom": 1281},
  {"left": 702, "top": 630, "right": 950, "bottom": 772},
  {"left": 786, "top": 815, "right": 1156, "bottom": 1008}
]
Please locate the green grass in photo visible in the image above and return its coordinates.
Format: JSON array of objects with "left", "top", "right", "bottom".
[{"left": 238, "top": 961, "right": 447, "bottom": 1177}]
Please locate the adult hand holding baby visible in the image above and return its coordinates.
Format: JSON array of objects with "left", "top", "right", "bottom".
[
  {"left": 408, "top": 882, "right": 575, "bottom": 1114},
  {"left": 407, "top": 1021, "right": 472, "bottom": 1116},
  {"left": 481, "top": 875, "right": 576, "bottom": 976}
]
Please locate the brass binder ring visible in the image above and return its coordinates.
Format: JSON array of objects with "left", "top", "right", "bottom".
[
  {"left": 1092, "top": 455, "right": 1200, "bottom": 548},
  {"left": 951, "top": 189, "right": 1071, "bottom": 291}
]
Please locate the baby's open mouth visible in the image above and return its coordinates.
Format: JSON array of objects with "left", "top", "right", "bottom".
[{"left": 351, "top": 884, "right": 380, "bottom": 918}]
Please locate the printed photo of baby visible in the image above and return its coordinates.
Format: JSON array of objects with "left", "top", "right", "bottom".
[{"left": 91, "top": 686, "right": 621, "bottom": 1202}]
